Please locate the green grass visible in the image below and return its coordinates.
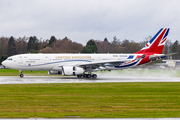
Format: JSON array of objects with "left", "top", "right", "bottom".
[
  {"left": 0, "top": 83, "right": 180, "bottom": 118},
  {"left": 0, "top": 69, "right": 49, "bottom": 76}
]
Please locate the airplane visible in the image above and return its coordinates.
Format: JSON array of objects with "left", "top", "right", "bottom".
[{"left": 2, "top": 28, "right": 170, "bottom": 78}]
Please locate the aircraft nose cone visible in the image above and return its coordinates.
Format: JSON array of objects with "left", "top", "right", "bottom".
[{"left": 1, "top": 60, "right": 6, "bottom": 67}]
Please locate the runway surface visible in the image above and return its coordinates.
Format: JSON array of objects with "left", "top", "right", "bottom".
[{"left": 0, "top": 76, "right": 180, "bottom": 84}]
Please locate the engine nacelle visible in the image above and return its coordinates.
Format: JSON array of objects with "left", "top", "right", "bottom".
[
  {"left": 48, "top": 71, "right": 62, "bottom": 75},
  {"left": 62, "top": 66, "right": 84, "bottom": 76}
]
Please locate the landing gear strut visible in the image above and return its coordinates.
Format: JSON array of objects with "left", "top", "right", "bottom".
[
  {"left": 19, "top": 70, "right": 24, "bottom": 78},
  {"left": 77, "top": 74, "right": 97, "bottom": 79}
]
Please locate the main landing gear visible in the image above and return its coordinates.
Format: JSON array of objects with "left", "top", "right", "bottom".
[
  {"left": 19, "top": 70, "right": 24, "bottom": 78},
  {"left": 77, "top": 74, "right": 97, "bottom": 79}
]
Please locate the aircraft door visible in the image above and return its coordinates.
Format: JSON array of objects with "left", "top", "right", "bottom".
[
  {"left": 18, "top": 56, "right": 23, "bottom": 64},
  {"left": 96, "top": 56, "right": 101, "bottom": 61},
  {"left": 45, "top": 56, "right": 49, "bottom": 63}
]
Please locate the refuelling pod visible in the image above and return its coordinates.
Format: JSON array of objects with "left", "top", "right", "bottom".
[
  {"left": 62, "top": 66, "right": 84, "bottom": 76},
  {"left": 48, "top": 71, "right": 62, "bottom": 75}
]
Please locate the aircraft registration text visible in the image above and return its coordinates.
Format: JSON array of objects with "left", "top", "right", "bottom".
[{"left": 55, "top": 56, "right": 92, "bottom": 59}]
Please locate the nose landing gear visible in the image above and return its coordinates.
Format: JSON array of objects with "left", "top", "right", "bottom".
[{"left": 19, "top": 70, "right": 24, "bottom": 78}]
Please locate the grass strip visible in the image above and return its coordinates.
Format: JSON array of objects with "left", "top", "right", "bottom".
[
  {"left": 0, "top": 82, "right": 180, "bottom": 118},
  {"left": 0, "top": 69, "right": 49, "bottom": 76}
]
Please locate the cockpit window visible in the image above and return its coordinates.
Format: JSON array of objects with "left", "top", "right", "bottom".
[{"left": 7, "top": 58, "right": 13, "bottom": 61}]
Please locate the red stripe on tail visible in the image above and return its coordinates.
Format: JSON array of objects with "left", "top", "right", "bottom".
[{"left": 135, "top": 28, "right": 167, "bottom": 54}]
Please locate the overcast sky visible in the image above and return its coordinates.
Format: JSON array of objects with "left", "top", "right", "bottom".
[{"left": 0, "top": 0, "right": 180, "bottom": 45}]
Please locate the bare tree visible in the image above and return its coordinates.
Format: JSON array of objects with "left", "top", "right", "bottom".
[
  {"left": 15, "top": 36, "right": 28, "bottom": 54},
  {"left": 0, "top": 37, "right": 8, "bottom": 57},
  {"left": 49, "top": 37, "right": 83, "bottom": 53},
  {"left": 39, "top": 47, "right": 54, "bottom": 53}
]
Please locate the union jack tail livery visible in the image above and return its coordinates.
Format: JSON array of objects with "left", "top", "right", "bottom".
[
  {"left": 135, "top": 28, "right": 170, "bottom": 66},
  {"left": 135, "top": 28, "right": 170, "bottom": 54}
]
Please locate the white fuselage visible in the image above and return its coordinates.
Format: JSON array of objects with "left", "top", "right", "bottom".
[{"left": 2, "top": 53, "right": 142, "bottom": 71}]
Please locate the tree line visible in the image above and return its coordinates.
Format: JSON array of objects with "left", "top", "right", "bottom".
[{"left": 0, "top": 35, "right": 179, "bottom": 65}]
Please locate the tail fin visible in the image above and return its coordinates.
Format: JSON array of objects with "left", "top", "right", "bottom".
[{"left": 135, "top": 28, "right": 170, "bottom": 54}]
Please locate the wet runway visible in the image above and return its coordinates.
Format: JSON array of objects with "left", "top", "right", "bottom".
[{"left": 0, "top": 76, "right": 180, "bottom": 84}]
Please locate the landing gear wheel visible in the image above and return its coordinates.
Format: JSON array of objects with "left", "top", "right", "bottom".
[
  {"left": 77, "top": 75, "right": 80, "bottom": 78},
  {"left": 83, "top": 74, "right": 87, "bottom": 78},
  {"left": 87, "top": 74, "right": 91, "bottom": 78},
  {"left": 20, "top": 74, "right": 24, "bottom": 78},
  {"left": 77, "top": 75, "right": 83, "bottom": 78},
  {"left": 78, "top": 74, "right": 97, "bottom": 79},
  {"left": 92, "top": 74, "right": 97, "bottom": 78}
]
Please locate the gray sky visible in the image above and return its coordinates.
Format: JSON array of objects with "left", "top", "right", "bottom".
[{"left": 0, "top": 0, "right": 179, "bottom": 45}]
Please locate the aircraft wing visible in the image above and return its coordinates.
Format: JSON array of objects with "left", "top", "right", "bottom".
[
  {"left": 77, "top": 59, "right": 125, "bottom": 68},
  {"left": 164, "top": 53, "right": 177, "bottom": 56},
  {"left": 149, "top": 53, "right": 177, "bottom": 61},
  {"left": 77, "top": 54, "right": 146, "bottom": 69}
]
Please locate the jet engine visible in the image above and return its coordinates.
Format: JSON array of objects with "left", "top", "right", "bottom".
[
  {"left": 48, "top": 71, "right": 62, "bottom": 75},
  {"left": 62, "top": 66, "right": 84, "bottom": 76}
]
